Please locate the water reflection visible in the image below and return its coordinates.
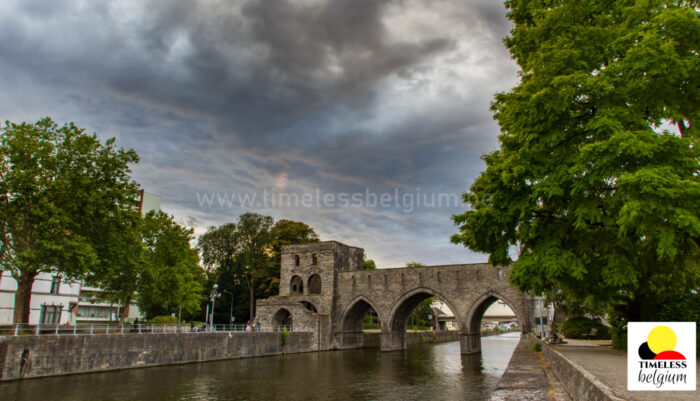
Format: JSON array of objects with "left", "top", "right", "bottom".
[{"left": 2, "top": 332, "right": 520, "bottom": 401}]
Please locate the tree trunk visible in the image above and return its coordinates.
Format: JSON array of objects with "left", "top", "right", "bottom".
[
  {"left": 13, "top": 270, "right": 38, "bottom": 324},
  {"left": 249, "top": 286, "right": 256, "bottom": 321},
  {"left": 246, "top": 276, "right": 255, "bottom": 321},
  {"left": 119, "top": 292, "right": 133, "bottom": 323}
]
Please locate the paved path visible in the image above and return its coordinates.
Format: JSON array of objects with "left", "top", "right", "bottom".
[
  {"left": 490, "top": 335, "right": 571, "bottom": 401},
  {"left": 551, "top": 339, "right": 699, "bottom": 400}
]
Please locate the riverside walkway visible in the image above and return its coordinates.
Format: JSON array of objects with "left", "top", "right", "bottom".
[
  {"left": 549, "top": 339, "right": 699, "bottom": 401},
  {"left": 490, "top": 334, "right": 572, "bottom": 401}
]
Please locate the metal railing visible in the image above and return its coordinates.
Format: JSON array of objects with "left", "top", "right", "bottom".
[{"left": 0, "top": 323, "right": 312, "bottom": 337}]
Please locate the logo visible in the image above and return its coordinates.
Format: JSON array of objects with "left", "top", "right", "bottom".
[{"left": 628, "top": 322, "right": 696, "bottom": 391}]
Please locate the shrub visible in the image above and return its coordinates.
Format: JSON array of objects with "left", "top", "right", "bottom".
[
  {"left": 561, "top": 316, "right": 610, "bottom": 339},
  {"left": 149, "top": 315, "right": 178, "bottom": 325},
  {"left": 533, "top": 342, "right": 542, "bottom": 352},
  {"left": 281, "top": 327, "right": 290, "bottom": 345}
]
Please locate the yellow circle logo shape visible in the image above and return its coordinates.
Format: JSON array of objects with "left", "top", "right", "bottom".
[{"left": 647, "top": 325, "right": 677, "bottom": 354}]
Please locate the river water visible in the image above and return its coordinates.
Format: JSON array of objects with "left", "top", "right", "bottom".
[{"left": 2, "top": 332, "right": 520, "bottom": 401}]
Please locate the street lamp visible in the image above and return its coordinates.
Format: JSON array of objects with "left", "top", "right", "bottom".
[
  {"left": 210, "top": 284, "right": 221, "bottom": 332},
  {"left": 222, "top": 290, "right": 234, "bottom": 330}
]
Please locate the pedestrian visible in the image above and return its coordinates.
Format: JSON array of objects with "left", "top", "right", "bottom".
[
  {"left": 246, "top": 321, "right": 251, "bottom": 332},
  {"left": 256, "top": 321, "right": 261, "bottom": 332},
  {"left": 190, "top": 322, "right": 195, "bottom": 332}
]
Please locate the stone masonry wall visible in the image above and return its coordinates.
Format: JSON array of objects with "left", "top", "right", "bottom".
[
  {"left": 543, "top": 343, "right": 623, "bottom": 401},
  {"left": 0, "top": 331, "right": 315, "bottom": 381},
  {"left": 362, "top": 330, "right": 459, "bottom": 347},
  {"left": 334, "top": 264, "right": 533, "bottom": 335}
]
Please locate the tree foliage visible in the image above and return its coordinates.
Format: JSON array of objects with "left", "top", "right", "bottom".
[
  {"left": 452, "top": 1, "right": 699, "bottom": 322},
  {"left": 199, "top": 213, "right": 274, "bottom": 321},
  {"left": 406, "top": 262, "right": 425, "bottom": 268},
  {"left": 0, "top": 118, "right": 139, "bottom": 323},
  {"left": 88, "top": 210, "right": 205, "bottom": 321},
  {"left": 363, "top": 258, "right": 377, "bottom": 270},
  {"left": 199, "top": 215, "right": 320, "bottom": 323},
  {"left": 134, "top": 211, "right": 204, "bottom": 319}
]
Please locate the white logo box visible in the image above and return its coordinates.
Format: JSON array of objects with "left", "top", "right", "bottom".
[{"left": 627, "top": 322, "right": 696, "bottom": 391}]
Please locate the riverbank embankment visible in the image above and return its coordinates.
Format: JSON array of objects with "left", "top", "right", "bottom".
[
  {"left": 0, "top": 331, "right": 315, "bottom": 381},
  {"left": 0, "top": 329, "right": 462, "bottom": 381}
]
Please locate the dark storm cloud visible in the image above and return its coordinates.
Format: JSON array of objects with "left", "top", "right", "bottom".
[{"left": 0, "top": 0, "right": 519, "bottom": 266}]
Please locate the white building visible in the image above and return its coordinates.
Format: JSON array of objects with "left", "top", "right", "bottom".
[
  {"left": 483, "top": 300, "right": 517, "bottom": 322},
  {"left": 0, "top": 272, "right": 81, "bottom": 325},
  {"left": 0, "top": 191, "right": 160, "bottom": 325},
  {"left": 0, "top": 273, "right": 143, "bottom": 325}
]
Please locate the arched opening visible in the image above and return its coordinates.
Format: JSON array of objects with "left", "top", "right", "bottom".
[
  {"left": 340, "top": 297, "right": 382, "bottom": 348},
  {"left": 301, "top": 301, "right": 317, "bottom": 313},
  {"left": 272, "top": 308, "right": 293, "bottom": 328},
  {"left": 468, "top": 295, "right": 520, "bottom": 334},
  {"left": 308, "top": 274, "right": 322, "bottom": 294},
  {"left": 390, "top": 292, "right": 458, "bottom": 333},
  {"left": 290, "top": 275, "right": 303, "bottom": 295},
  {"left": 384, "top": 289, "right": 459, "bottom": 352},
  {"left": 463, "top": 293, "right": 522, "bottom": 354}
]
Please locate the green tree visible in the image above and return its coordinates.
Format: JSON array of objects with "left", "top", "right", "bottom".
[
  {"left": 406, "top": 262, "right": 425, "bottom": 268},
  {"left": 452, "top": 1, "right": 699, "bottom": 326},
  {"left": 134, "top": 211, "right": 204, "bottom": 320},
  {"left": 363, "top": 258, "right": 377, "bottom": 270},
  {"left": 199, "top": 213, "right": 274, "bottom": 321},
  {"left": 0, "top": 118, "right": 139, "bottom": 323},
  {"left": 88, "top": 211, "right": 205, "bottom": 322}
]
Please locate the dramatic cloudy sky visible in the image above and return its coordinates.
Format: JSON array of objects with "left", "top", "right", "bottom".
[{"left": 1, "top": 0, "right": 520, "bottom": 267}]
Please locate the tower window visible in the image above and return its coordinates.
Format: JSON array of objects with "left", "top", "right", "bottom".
[
  {"left": 290, "top": 275, "right": 304, "bottom": 295},
  {"left": 308, "top": 274, "right": 322, "bottom": 294}
]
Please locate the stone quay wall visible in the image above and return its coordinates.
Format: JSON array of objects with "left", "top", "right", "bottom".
[
  {"left": 0, "top": 331, "right": 315, "bottom": 381},
  {"left": 0, "top": 329, "right": 460, "bottom": 381},
  {"left": 542, "top": 343, "right": 623, "bottom": 401},
  {"left": 361, "top": 330, "right": 459, "bottom": 347}
]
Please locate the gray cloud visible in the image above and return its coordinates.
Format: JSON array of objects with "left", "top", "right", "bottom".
[{"left": 0, "top": 0, "right": 518, "bottom": 266}]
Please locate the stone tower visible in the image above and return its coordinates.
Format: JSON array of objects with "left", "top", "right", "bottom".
[{"left": 256, "top": 241, "right": 363, "bottom": 348}]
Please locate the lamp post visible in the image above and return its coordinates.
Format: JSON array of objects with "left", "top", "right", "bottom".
[
  {"left": 538, "top": 297, "right": 545, "bottom": 338},
  {"left": 222, "top": 289, "right": 234, "bottom": 330},
  {"left": 210, "top": 284, "right": 221, "bottom": 332}
]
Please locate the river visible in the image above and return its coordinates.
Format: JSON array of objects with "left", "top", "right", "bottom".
[{"left": 2, "top": 332, "right": 520, "bottom": 401}]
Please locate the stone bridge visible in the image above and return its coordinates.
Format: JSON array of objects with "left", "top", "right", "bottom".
[{"left": 257, "top": 241, "right": 535, "bottom": 354}]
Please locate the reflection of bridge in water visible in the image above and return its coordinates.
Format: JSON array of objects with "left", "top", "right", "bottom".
[{"left": 257, "top": 241, "right": 535, "bottom": 354}]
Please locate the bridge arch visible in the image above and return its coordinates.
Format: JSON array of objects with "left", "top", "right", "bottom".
[
  {"left": 461, "top": 290, "right": 525, "bottom": 354},
  {"left": 465, "top": 290, "right": 523, "bottom": 332},
  {"left": 382, "top": 287, "right": 461, "bottom": 351},
  {"left": 301, "top": 300, "right": 318, "bottom": 313},
  {"left": 272, "top": 308, "right": 293, "bottom": 327},
  {"left": 338, "top": 296, "right": 383, "bottom": 348}
]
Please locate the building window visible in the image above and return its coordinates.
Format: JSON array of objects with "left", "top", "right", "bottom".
[
  {"left": 78, "top": 305, "right": 112, "bottom": 319},
  {"left": 290, "top": 275, "right": 304, "bottom": 295},
  {"left": 40, "top": 304, "right": 62, "bottom": 324},
  {"left": 312, "top": 253, "right": 318, "bottom": 265},
  {"left": 50, "top": 276, "right": 61, "bottom": 294},
  {"left": 294, "top": 255, "right": 300, "bottom": 266},
  {"left": 308, "top": 274, "right": 322, "bottom": 294}
]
